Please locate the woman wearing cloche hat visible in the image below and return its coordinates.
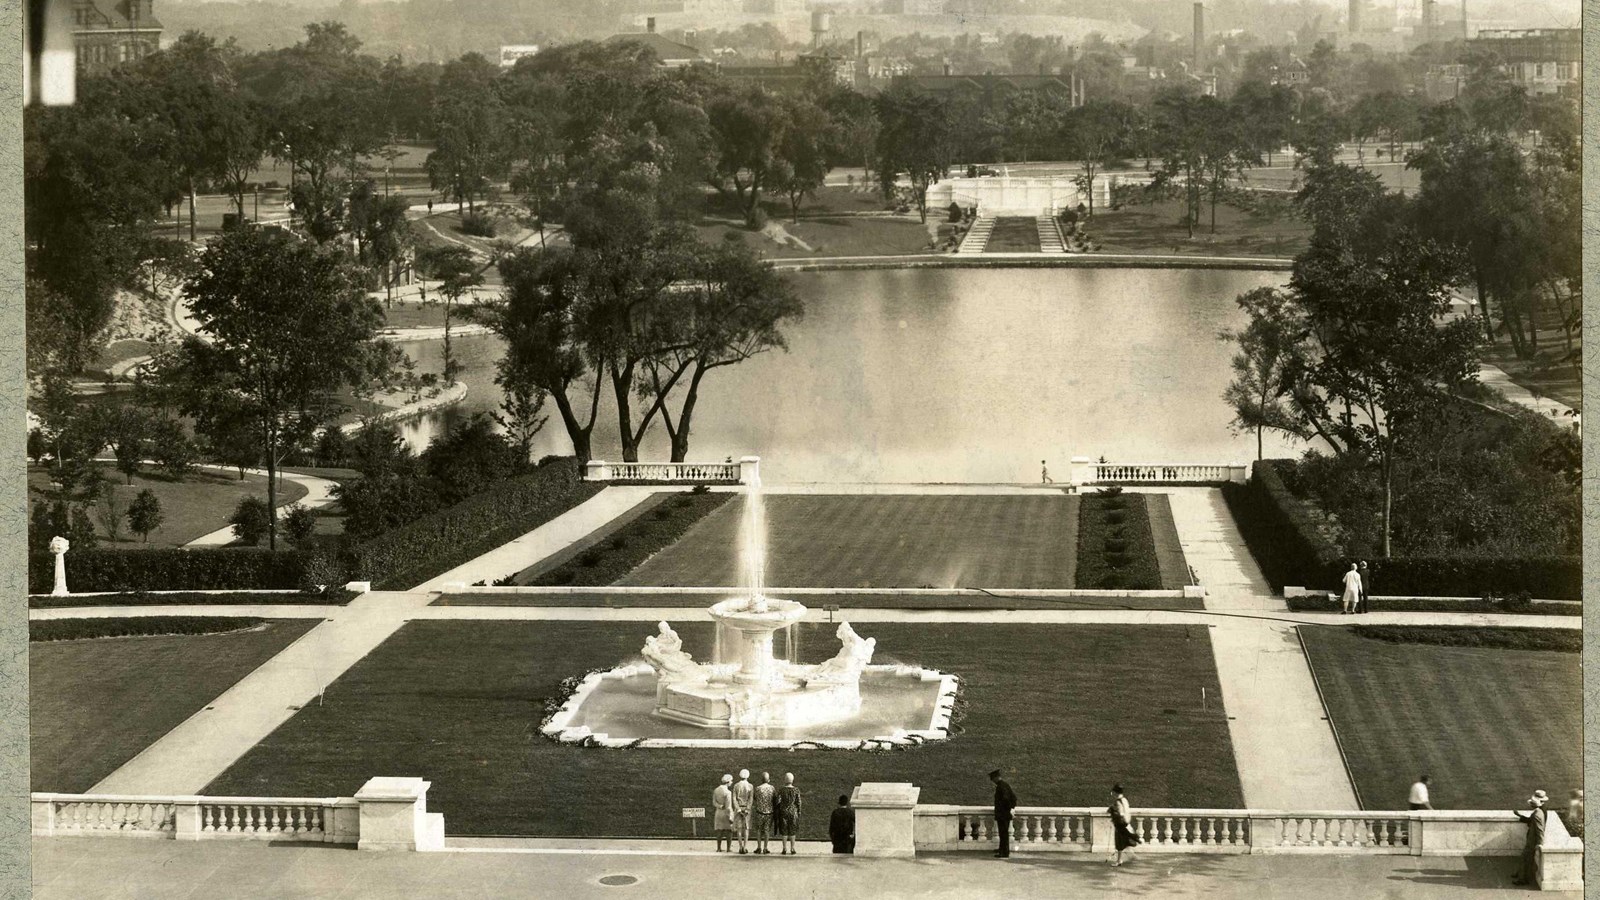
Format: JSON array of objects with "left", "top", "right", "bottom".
[{"left": 1511, "top": 789, "right": 1549, "bottom": 886}]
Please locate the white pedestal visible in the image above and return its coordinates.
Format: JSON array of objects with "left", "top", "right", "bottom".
[
  {"left": 852, "top": 783, "right": 920, "bottom": 858},
  {"left": 355, "top": 777, "right": 438, "bottom": 851}
]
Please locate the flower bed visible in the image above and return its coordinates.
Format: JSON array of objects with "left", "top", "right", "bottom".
[
  {"left": 1074, "top": 490, "right": 1161, "bottom": 590},
  {"left": 524, "top": 492, "right": 733, "bottom": 587},
  {"left": 29, "top": 616, "right": 272, "bottom": 642}
]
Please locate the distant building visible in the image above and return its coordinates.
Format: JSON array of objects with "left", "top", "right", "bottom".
[
  {"left": 1469, "top": 28, "right": 1580, "bottom": 96},
  {"left": 1424, "top": 62, "right": 1467, "bottom": 101},
  {"left": 1272, "top": 57, "right": 1311, "bottom": 86},
  {"left": 72, "top": 0, "right": 161, "bottom": 74},
  {"left": 605, "top": 18, "right": 709, "bottom": 68},
  {"left": 499, "top": 45, "right": 540, "bottom": 68}
]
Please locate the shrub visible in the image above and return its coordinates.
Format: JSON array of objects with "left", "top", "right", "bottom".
[
  {"left": 1349, "top": 625, "right": 1580, "bottom": 654},
  {"left": 29, "top": 590, "right": 355, "bottom": 609},
  {"left": 1327, "top": 555, "right": 1581, "bottom": 602},
  {"left": 459, "top": 210, "right": 498, "bottom": 237},
  {"left": 30, "top": 616, "right": 268, "bottom": 642},
  {"left": 297, "top": 552, "right": 346, "bottom": 593},
  {"left": 530, "top": 492, "right": 734, "bottom": 587},
  {"left": 947, "top": 202, "right": 963, "bottom": 223},
  {"left": 1284, "top": 595, "right": 1578, "bottom": 616},
  {"left": 229, "top": 496, "right": 273, "bottom": 546},
  {"left": 1221, "top": 460, "right": 1343, "bottom": 591},
  {"left": 148, "top": 419, "right": 196, "bottom": 479},
  {"left": 282, "top": 504, "right": 318, "bottom": 546},
  {"left": 1075, "top": 493, "right": 1161, "bottom": 590},
  {"left": 747, "top": 206, "right": 769, "bottom": 230},
  {"left": 27, "top": 548, "right": 312, "bottom": 593},
  {"left": 347, "top": 458, "right": 601, "bottom": 590}
]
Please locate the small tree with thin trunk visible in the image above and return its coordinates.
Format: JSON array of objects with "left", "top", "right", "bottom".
[
  {"left": 1220, "top": 287, "right": 1306, "bottom": 459},
  {"left": 418, "top": 245, "right": 482, "bottom": 382},
  {"left": 126, "top": 488, "right": 164, "bottom": 542}
]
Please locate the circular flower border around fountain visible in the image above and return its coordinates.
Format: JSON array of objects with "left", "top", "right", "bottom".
[{"left": 540, "top": 662, "right": 963, "bottom": 750}]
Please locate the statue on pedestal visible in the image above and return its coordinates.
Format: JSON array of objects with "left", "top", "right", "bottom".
[
  {"left": 641, "top": 621, "right": 700, "bottom": 681},
  {"left": 49, "top": 536, "right": 70, "bottom": 597}
]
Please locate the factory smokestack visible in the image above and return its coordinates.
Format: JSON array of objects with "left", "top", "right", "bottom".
[{"left": 1192, "top": 2, "right": 1205, "bottom": 69}]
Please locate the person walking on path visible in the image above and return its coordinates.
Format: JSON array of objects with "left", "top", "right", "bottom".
[
  {"left": 1341, "top": 563, "right": 1363, "bottom": 615},
  {"left": 731, "top": 770, "right": 754, "bottom": 854},
  {"left": 829, "top": 795, "right": 855, "bottom": 854},
  {"left": 1041, "top": 460, "right": 1054, "bottom": 484},
  {"left": 712, "top": 774, "right": 734, "bottom": 852},
  {"left": 990, "top": 769, "right": 1018, "bottom": 858},
  {"left": 1512, "top": 790, "right": 1549, "bottom": 886},
  {"left": 1109, "top": 784, "right": 1140, "bottom": 867},
  {"left": 753, "top": 772, "right": 777, "bottom": 854},
  {"left": 1357, "top": 561, "right": 1373, "bottom": 613},
  {"left": 774, "top": 773, "right": 802, "bottom": 855},
  {"left": 1408, "top": 776, "right": 1433, "bottom": 810}
]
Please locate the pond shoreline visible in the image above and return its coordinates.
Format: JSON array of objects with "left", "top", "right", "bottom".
[{"left": 769, "top": 252, "right": 1294, "bottom": 273}]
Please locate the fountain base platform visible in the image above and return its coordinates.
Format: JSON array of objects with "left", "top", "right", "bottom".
[
  {"left": 542, "top": 664, "right": 960, "bottom": 749},
  {"left": 656, "top": 669, "right": 863, "bottom": 730}
]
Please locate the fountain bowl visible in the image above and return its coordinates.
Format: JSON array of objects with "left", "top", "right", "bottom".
[{"left": 708, "top": 596, "right": 807, "bottom": 631}]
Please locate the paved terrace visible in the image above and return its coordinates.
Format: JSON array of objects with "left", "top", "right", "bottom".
[{"left": 32, "top": 836, "right": 1574, "bottom": 900}]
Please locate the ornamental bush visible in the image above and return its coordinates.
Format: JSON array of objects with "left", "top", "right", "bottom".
[{"left": 1075, "top": 493, "right": 1161, "bottom": 590}]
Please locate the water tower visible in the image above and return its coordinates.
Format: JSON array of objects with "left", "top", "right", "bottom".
[{"left": 811, "top": 9, "right": 832, "bottom": 48}]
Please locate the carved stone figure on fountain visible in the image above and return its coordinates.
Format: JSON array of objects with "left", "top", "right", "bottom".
[
  {"left": 807, "top": 622, "right": 876, "bottom": 685},
  {"left": 641, "top": 622, "right": 700, "bottom": 682}
]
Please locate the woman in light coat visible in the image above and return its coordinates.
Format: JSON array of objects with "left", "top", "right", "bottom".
[
  {"left": 712, "top": 774, "right": 734, "bottom": 852},
  {"left": 1341, "top": 563, "right": 1363, "bottom": 615}
]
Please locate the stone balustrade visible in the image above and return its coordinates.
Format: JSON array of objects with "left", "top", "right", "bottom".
[
  {"left": 32, "top": 777, "right": 444, "bottom": 852},
  {"left": 901, "top": 797, "right": 1581, "bottom": 890},
  {"left": 583, "top": 457, "right": 756, "bottom": 484},
  {"left": 1070, "top": 457, "right": 1249, "bottom": 486}
]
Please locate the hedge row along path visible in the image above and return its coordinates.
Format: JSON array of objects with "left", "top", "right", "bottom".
[
  {"left": 183, "top": 465, "right": 339, "bottom": 547},
  {"left": 54, "top": 485, "right": 1576, "bottom": 810}
]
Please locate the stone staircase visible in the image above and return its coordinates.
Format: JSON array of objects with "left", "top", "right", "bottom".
[
  {"left": 956, "top": 216, "right": 995, "bottom": 254},
  {"left": 1036, "top": 216, "right": 1067, "bottom": 253}
]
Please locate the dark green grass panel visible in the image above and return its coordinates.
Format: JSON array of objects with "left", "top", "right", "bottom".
[
  {"left": 618, "top": 495, "right": 1080, "bottom": 590},
  {"left": 1298, "top": 626, "right": 1581, "bottom": 810},
  {"left": 206, "top": 621, "right": 1241, "bottom": 837},
  {"left": 30, "top": 619, "right": 320, "bottom": 791}
]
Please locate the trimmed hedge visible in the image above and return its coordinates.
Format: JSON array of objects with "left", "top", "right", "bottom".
[
  {"left": 527, "top": 492, "right": 733, "bottom": 587},
  {"left": 1285, "top": 595, "right": 1579, "bottom": 616},
  {"left": 1325, "top": 556, "right": 1581, "bottom": 603},
  {"left": 1349, "top": 625, "right": 1580, "bottom": 654},
  {"left": 1226, "top": 461, "right": 1579, "bottom": 601},
  {"left": 1074, "top": 491, "right": 1161, "bottom": 590},
  {"left": 29, "top": 589, "right": 357, "bottom": 609},
  {"left": 30, "top": 616, "right": 269, "bottom": 642},
  {"left": 1220, "top": 460, "right": 1341, "bottom": 591},
  {"left": 349, "top": 457, "right": 602, "bottom": 591},
  {"left": 27, "top": 548, "right": 316, "bottom": 594}
]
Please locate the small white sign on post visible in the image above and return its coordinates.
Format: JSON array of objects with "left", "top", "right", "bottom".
[{"left": 683, "top": 807, "right": 705, "bottom": 837}]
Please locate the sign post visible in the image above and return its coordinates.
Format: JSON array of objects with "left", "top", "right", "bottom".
[{"left": 683, "top": 807, "right": 705, "bottom": 838}]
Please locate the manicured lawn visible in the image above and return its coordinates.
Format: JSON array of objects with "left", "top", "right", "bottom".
[
  {"left": 984, "top": 217, "right": 1041, "bottom": 253},
  {"left": 618, "top": 495, "right": 1080, "bottom": 589},
  {"left": 205, "top": 621, "right": 1241, "bottom": 837},
  {"left": 27, "top": 464, "right": 308, "bottom": 548},
  {"left": 522, "top": 492, "right": 733, "bottom": 586},
  {"left": 1086, "top": 198, "right": 1309, "bottom": 258},
  {"left": 695, "top": 216, "right": 934, "bottom": 259},
  {"left": 1298, "top": 626, "right": 1581, "bottom": 810},
  {"left": 378, "top": 302, "right": 450, "bottom": 329},
  {"left": 30, "top": 619, "right": 320, "bottom": 792}
]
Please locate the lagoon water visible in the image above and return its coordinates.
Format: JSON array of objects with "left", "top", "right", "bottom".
[{"left": 400, "top": 267, "right": 1301, "bottom": 483}]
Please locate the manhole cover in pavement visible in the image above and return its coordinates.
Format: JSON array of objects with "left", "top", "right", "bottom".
[{"left": 598, "top": 875, "right": 639, "bottom": 887}]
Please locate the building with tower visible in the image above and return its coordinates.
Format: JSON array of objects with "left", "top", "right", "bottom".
[{"left": 71, "top": 0, "right": 161, "bottom": 74}]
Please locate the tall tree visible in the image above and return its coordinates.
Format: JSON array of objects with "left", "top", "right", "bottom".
[
  {"left": 426, "top": 53, "right": 509, "bottom": 214},
  {"left": 1062, "top": 100, "right": 1134, "bottom": 217},
  {"left": 416, "top": 245, "right": 483, "bottom": 381},
  {"left": 773, "top": 96, "right": 833, "bottom": 222},
  {"left": 163, "top": 228, "right": 386, "bottom": 548},
  {"left": 875, "top": 84, "right": 954, "bottom": 223},
  {"left": 1219, "top": 287, "right": 1306, "bottom": 459},
  {"left": 707, "top": 84, "right": 790, "bottom": 225}
]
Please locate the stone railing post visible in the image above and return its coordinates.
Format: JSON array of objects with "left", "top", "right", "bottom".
[
  {"left": 49, "top": 535, "right": 69, "bottom": 596},
  {"left": 852, "top": 783, "right": 920, "bottom": 858},
  {"left": 738, "top": 456, "right": 761, "bottom": 485},
  {"left": 327, "top": 799, "right": 362, "bottom": 845},
  {"left": 1247, "top": 813, "right": 1282, "bottom": 853},
  {"left": 1229, "top": 463, "right": 1248, "bottom": 484},
  {"left": 584, "top": 460, "right": 612, "bottom": 482},
  {"left": 1088, "top": 810, "right": 1115, "bottom": 853},
  {"left": 1068, "top": 456, "right": 1093, "bottom": 488},
  {"left": 355, "top": 777, "right": 437, "bottom": 851},
  {"left": 31, "top": 796, "right": 56, "bottom": 836},
  {"left": 912, "top": 804, "right": 962, "bottom": 851},
  {"left": 173, "top": 799, "right": 202, "bottom": 840}
]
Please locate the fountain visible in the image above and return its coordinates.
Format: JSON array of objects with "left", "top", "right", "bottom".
[{"left": 542, "top": 458, "right": 960, "bottom": 749}]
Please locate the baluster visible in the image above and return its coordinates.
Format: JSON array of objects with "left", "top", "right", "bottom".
[
  {"left": 958, "top": 814, "right": 970, "bottom": 842},
  {"left": 1027, "top": 815, "right": 1039, "bottom": 843},
  {"left": 1200, "top": 817, "right": 1214, "bottom": 845}
]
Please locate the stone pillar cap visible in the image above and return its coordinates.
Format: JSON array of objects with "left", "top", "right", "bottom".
[
  {"left": 355, "top": 777, "right": 431, "bottom": 801},
  {"left": 851, "top": 783, "right": 921, "bottom": 808}
]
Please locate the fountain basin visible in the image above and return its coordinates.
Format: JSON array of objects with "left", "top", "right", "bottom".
[{"left": 543, "top": 663, "right": 960, "bottom": 749}]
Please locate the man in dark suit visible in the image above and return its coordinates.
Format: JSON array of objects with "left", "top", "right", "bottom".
[
  {"left": 990, "top": 769, "right": 1018, "bottom": 858},
  {"left": 828, "top": 795, "right": 855, "bottom": 854}
]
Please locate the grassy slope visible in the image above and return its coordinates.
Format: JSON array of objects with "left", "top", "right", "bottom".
[
  {"left": 27, "top": 464, "right": 309, "bottom": 548},
  {"left": 1087, "top": 198, "right": 1309, "bottom": 258},
  {"left": 206, "top": 621, "right": 1241, "bottom": 837},
  {"left": 1298, "top": 626, "right": 1581, "bottom": 810},
  {"left": 618, "top": 494, "right": 1080, "bottom": 589},
  {"left": 30, "top": 619, "right": 319, "bottom": 792}
]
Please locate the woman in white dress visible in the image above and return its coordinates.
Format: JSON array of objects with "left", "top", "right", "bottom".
[{"left": 1341, "top": 563, "right": 1362, "bottom": 615}]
